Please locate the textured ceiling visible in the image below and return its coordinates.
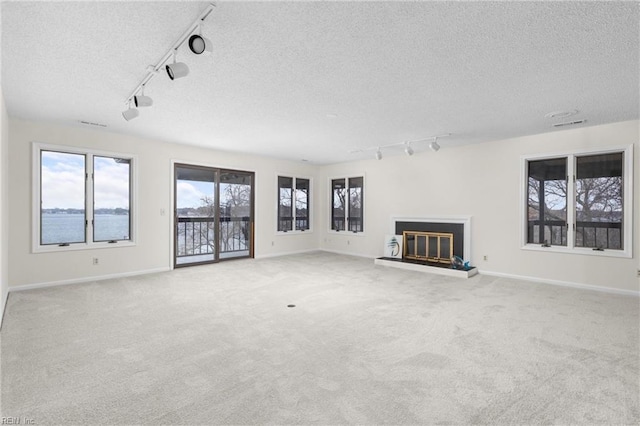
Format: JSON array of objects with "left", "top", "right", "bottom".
[{"left": 2, "top": 1, "right": 638, "bottom": 164}]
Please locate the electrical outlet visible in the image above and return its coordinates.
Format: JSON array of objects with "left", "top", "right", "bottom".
[
  {"left": 483, "top": 255, "right": 488, "bottom": 261},
  {"left": 637, "top": 269, "right": 640, "bottom": 277},
  {"left": 347, "top": 240, "right": 350, "bottom": 245},
  {"left": 271, "top": 241, "right": 274, "bottom": 246},
  {"left": 92, "top": 258, "right": 99, "bottom": 265}
]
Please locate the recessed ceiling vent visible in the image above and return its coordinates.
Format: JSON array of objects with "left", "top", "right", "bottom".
[
  {"left": 79, "top": 120, "right": 107, "bottom": 128},
  {"left": 545, "top": 110, "right": 578, "bottom": 119},
  {"left": 553, "top": 119, "right": 586, "bottom": 128}
]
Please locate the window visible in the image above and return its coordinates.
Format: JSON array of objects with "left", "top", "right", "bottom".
[
  {"left": 34, "top": 143, "right": 135, "bottom": 251},
  {"left": 40, "top": 151, "right": 87, "bottom": 245},
  {"left": 278, "top": 176, "right": 293, "bottom": 232},
  {"left": 527, "top": 158, "right": 567, "bottom": 246},
  {"left": 575, "top": 152, "right": 623, "bottom": 249},
  {"left": 295, "top": 178, "right": 310, "bottom": 231},
  {"left": 332, "top": 178, "right": 346, "bottom": 231},
  {"left": 93, "top": 156, "right": 131, "bottom": 242},
  {"left": 277, "top": 176, "right": 310, "bottom": 232},
  {"left": 523, "top": 146, "right": 632, "bottom": 257},
  {"left": 331, "top": 176, "right": 364, "bottom": 233}
]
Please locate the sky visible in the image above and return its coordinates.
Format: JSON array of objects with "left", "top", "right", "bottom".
[
  {"left": 177, "top": 180, "right": 255, "bottom": 210},
  {"left": 177, "top": 180, "right": 214, "bottom": 209},
  {"left": 41, "top": 152, "right": 130, "bottom": 210},
  {"left": 42, "top": 152, "right": 243, "bottom": 212}
]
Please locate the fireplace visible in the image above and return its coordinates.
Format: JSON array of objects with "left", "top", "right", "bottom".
[{"left": 376, "top": 216, "right": 475, "bottom": 277}]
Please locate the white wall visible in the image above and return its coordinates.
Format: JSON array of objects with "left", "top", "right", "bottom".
[
  {"left": 319, "top": 120, "right": 640, "bottom": 293},
  {"left": 0, "top": 88, "right": 9, "bottom": 323},
  {"left": 6, "top": 118, "right": 639, "bottom": 294},
  {"left": 8, "top": 119, "right": 320, "bottom": 289}
]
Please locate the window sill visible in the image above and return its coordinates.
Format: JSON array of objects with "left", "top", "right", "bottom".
[
  {"left": 328, "top": 230, "right": 366, "bottom": 237},
  {"left": 521, "top": 244, "right": 631, "bottom": 259},
  {"left": 33, "top": 240, "right": 137, "bottom": 254},
  {"left": 276, "top": 230, "right": 313, "bottom": 236}
]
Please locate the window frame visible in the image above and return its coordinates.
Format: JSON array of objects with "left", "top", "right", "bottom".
[
  {"left": 328, "top": 174, "right": 366, "bottom": 235},
  {"left": 32, "top": 142, "right": 137, "bottom": 253},
  {"left": 520, "top": 145, "right": 633, "bottom": 258},
  {"left": 275, "top": 174, "right": 312, "bottom": 234}
]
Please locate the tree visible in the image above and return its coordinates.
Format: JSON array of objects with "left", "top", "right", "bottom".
[
  {"left": 528, "top": 174, "right": 622, "bottom": 248},
  {"left": 219, "top": 182, "right": 251, "bottom": 252},
  {"left": 575, "top": 176, "right": 622, "bottom": 222}
]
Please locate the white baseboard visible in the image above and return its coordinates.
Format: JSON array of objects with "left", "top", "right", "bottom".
[
  {"left": 0, "top": 287, "right": 8, "bottom": 330},
  {"left": 319, "top": 248, "right": 375, "bottom": 259},
  {"left": 479, "top": 269, "right": 640, "bottom": 297},
  {"left": 254, "top": 249, "right": 319, "bottom": 259},
  {"left": 6, "top": 256, "right": 635, "bottom": 300},
  {"left": 8, "top": 267, "right": 172, "bottom": 293}
]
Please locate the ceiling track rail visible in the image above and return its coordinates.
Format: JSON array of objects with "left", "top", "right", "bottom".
[{"left": 124, "top": 3, "right": 216, "bottom": 105}]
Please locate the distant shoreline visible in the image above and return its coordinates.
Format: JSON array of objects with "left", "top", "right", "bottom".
[{"left": 42, "top": 210, "right": 129, "bottom": 215}]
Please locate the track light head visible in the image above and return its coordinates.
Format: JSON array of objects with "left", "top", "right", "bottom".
[
  {"left": 122, "top": 102, "right": 139, "bottom": 121},
  {"left": 134, "top": 95, "right": 153, "bottom": 107},
  {"left": 166, "top": 51, "right": 189, "bottom": 80},
  {"left": 429, "top": 141, "right": 441, "bottom": 152},
  {"left": 134, "top": 85, "right": 153, "bottom": 107},
  {"left": 375, "top": 149, "right": 382, "bottom": 160},
  {"left": 188, "top": 34, "right": 212, "bottom": 56},
  {"left": 166, "top": 62, "right": 189, "bottom": 80},
  {"left": 404, "top": 144, "right": 414, "bottom": 156}
]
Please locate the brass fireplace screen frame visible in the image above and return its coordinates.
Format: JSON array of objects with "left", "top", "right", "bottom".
[{"left": 403, "top": 231, "right": 454, "bottom": 264}]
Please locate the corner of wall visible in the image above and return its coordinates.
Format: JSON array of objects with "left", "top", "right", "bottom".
[{"left": 0, "top": 85, "right": 9, "bottom": 328}]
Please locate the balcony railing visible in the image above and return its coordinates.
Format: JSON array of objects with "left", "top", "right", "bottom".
[
  {"left": 277, "top": 217, "right": 309, "bottom": 232},
  {"left": 177, "top": 216, "right": 249, "bottom": 258},
  {"left": 331, "top": 217, "right": 363, "bottom": 232},
  {"left": 527, "top": 220, "right": 621, "bottom": 249},
  {"left": 527, "top": 219, "right": 567, "bottom": 246},
  {"left": 575, "top": 221, "right": 622, "bottom": 249}
]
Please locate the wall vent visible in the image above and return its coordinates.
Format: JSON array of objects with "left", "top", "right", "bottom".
[
  {"left": 553, "top": 119, "right": 585, "bottom": 128},
  {"left": 79, "top": 120, "right": 107, "bottom": 128}
]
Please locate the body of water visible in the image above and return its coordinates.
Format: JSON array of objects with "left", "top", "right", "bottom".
[{"left": 42, "top": 214, "right": 130, "bottom": 245}]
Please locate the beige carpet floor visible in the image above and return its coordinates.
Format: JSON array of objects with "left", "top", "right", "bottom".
[{"left": 1, "top": 251, "right": 638, "bottom": 424}]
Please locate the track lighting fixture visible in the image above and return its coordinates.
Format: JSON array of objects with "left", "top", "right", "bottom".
[
  {"left": 349, "top": 134, "right": 450, "bottom": 159},
  {"left": 404, "top": 144, "right": 414, "bottom": 156},
  {"left": 122, "top": 101, "right": 139, "bottom": 121},
  {"left": 122, "top": 3, "right": 215, "bottom": 121},
  {"left": 166, "top": 50, "right": 190, "bottom": 80},
  {"left": 134, "top": 85, "right": 153, "bottom": 107}
]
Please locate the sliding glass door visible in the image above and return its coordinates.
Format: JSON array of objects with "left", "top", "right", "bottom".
[
  {"left": 174, "top": 164, "right": 254, "bottom": 267},
  {"left": 219, "top": 171, "right": 253, "bottom": 259}
]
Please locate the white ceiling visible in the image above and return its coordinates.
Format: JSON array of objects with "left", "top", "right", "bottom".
[{"left": 2, "top": 1, "right": 638, "bottom": 164}]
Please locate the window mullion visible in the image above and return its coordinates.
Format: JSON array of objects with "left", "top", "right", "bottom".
[
  {"left": 39, "top": 151, "right": 44, "bottom": 246},
  {"left": 291, "top": 178, "right": 296, "bottom": 228},
  {"left": 87, "top": 154, "right": 94, "bottom": 244},
  {"left": 345, "top": 180, "right": 350, "bottom": 230},
  {"left": 566, "top": 155, "right": 576, "bottom": 249}
]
